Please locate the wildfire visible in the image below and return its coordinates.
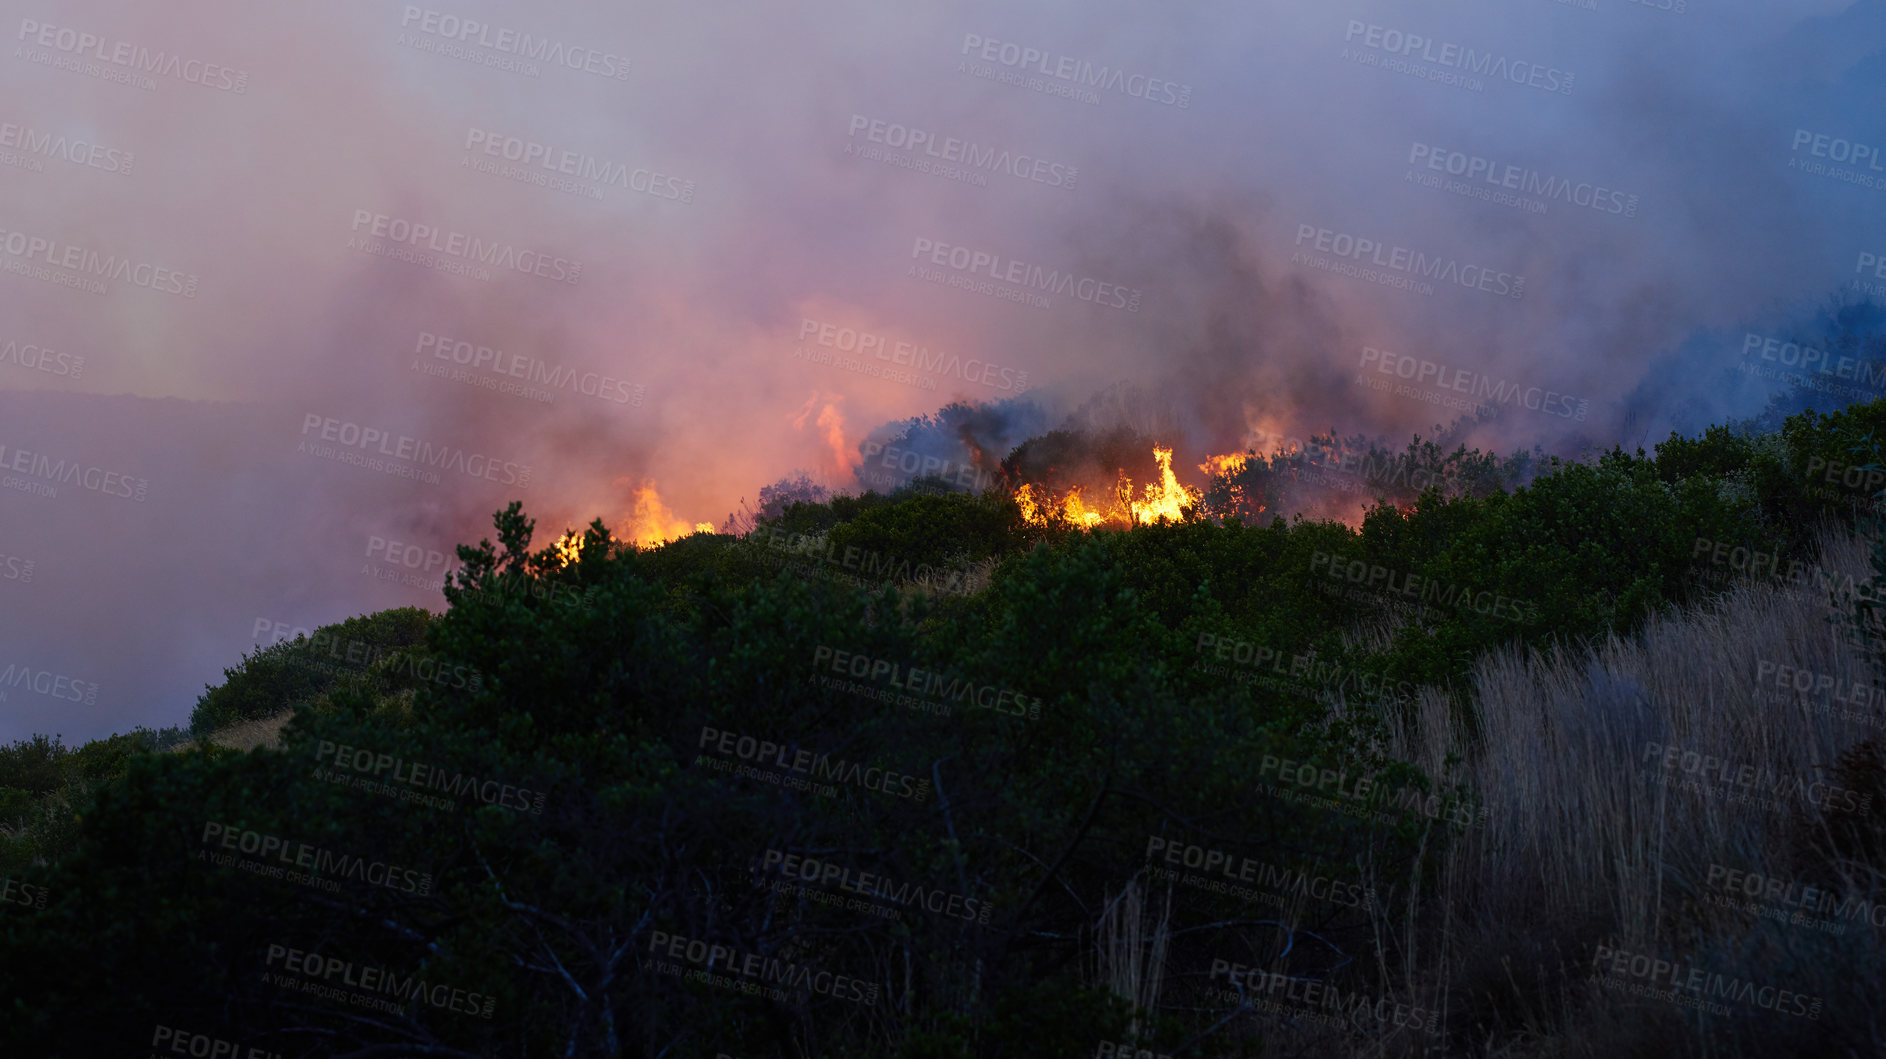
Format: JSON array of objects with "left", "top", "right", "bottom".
[
  {"left": 599, "top": 479, "right": 713, "bottom": 551},
  {"left": 1063, "top": 488, "right": 1111, "bottom": 528},
  {"left": 1128, "top": 447, "right": 1199, "bottom": 524},
  {"left": 1017, "top": 483, "right": 1110, "bottom": 528},
  {"left": 1198, "top": 453, "right": 1248, "bottom": 478},
  {"left": 551, "top": 530, "right": 585, "bottom": 567},
  {"left": 1016, "top": 446, "right": 1201, "bottom": 529}
]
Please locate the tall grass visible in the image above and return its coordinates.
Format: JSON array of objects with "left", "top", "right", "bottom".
[
  {"left": 1373, "top": 524, "right": 1886, "bottom": 1057},
  {"left": 1121, "top": 525, "right": 1886, "bottom": 1056}
]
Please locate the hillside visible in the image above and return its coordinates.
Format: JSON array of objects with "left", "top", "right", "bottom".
[{"left": 4, "top": 401, "right": 1886, "bottom": 1057}]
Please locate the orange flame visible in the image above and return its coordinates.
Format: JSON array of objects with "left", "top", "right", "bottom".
[
  {"left": 1015, "top": 446, "right": 1200, "bottom": 529},
  {"left": 616, "top": 479, "right": 708, "bottom": 549},
  {"left": 1063, "top": 488, "right": 1110, "bottom": 528},
  {"left": 1198, "top": 453, "right": 1248, "bottom": 478},
  {"left": 550, "top": 529, "right": 585, "bottom": 567},
  {"left": 1014, "top": 483, "right": 1109, "bottom": 528},
  {"left": 1127, "top": 447, "right": 1200, "bottom": 525}
]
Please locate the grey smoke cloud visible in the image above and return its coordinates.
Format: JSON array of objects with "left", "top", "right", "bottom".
[{"left": 0, "top": 0, "right": 1881, "bottom": 740}]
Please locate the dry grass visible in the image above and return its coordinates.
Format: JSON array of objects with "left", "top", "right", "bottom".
[
  {"left": 169, "top": 709, "right": 295, "bottom": 754},
  {"left": 1108, "top": 525, "right": 1886, "bottom": 1056},
  {"left": 1096, "top": 873, "right": 1176, "bottom": 1039},
  {"left": 1373, "top": 525, "right": 1886, "bottom": 1057}
]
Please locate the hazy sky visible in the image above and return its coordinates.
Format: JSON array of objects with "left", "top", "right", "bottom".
[{"left": 2, "top": 0, "right": 1882, "bottom": 741}]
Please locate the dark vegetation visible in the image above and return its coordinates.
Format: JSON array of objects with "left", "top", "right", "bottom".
[{"left": 4, "top": 399, "right": 1886, "bottom": 1056}]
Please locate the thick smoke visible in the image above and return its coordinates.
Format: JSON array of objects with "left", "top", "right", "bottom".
[{"left": 0, "top": 0, "right": 1881, "bottom": 739}]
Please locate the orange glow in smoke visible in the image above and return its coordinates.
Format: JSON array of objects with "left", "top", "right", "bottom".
[{"left": 790, "top": 391, "right": 858, "bottom": 478}]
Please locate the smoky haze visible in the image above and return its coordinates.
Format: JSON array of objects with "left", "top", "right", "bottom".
[{"left": 0, "top": 0, "right": 1881, "bottom": 740}]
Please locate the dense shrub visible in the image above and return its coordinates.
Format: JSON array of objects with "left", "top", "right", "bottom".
[{"left": 9, "top": 401, "right": 1886, "bottom": 1056}]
